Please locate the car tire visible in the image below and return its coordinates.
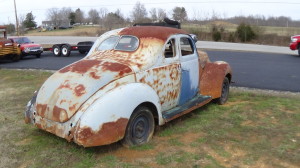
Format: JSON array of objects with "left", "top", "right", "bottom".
[
  {"left": 298, "top": 47, "right": 300, "bottom": 56},
  {"left": 61, "top": 44, "right": 71, "bottom": 57},
  {"left": 215, "top": 77, "right": 230, "bottom": 105},
  {"left": 53, "top": 45, "right": 61, "bottom": 56},
  {"left": 12, "top": 54, "right": 20, "bottom": 62},
  {"left": 122, "top": 106, "right": 155, "bottom": 147},
  {"left": 36, "top": 54, "right": 41, "bottom": 58}
]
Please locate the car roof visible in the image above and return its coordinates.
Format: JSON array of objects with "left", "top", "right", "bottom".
[{"left": 118, "top": 26, "right": 188, "bottom": 41}]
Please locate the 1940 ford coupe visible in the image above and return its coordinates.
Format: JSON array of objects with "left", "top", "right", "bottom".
[{"left": 25, "top": 26, "right": 232, "bottom": 147}]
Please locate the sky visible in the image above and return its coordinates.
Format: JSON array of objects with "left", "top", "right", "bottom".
[{"left": 1, "top": 0, "right": 300, "bottom": 26}]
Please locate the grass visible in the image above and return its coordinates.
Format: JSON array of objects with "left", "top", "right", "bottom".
[
  {"left": 26, "top": 25, "right": 105, "bottom": 37},
  {"left": 1, "top": 69, "right": 300, "bottom": 168}
]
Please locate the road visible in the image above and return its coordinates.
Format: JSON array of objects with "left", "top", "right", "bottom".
[{"left": 1, "top": 50, "right": 299, "bottom": 92}]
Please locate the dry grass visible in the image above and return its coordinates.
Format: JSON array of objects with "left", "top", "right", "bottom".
[{"left": 26, "top": 26, "right": 104, "bottom": 37}]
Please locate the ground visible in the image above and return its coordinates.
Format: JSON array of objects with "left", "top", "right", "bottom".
[{"left": 0, "top": 69, "right": 300, "bottom": 168}]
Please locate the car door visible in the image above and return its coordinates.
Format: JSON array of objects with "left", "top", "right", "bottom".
[{"left": 178, "top": 35, "right": 199, "bottom": 106}]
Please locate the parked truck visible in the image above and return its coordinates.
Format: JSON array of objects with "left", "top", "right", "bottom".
[
  {"left": 0, "top": 26, "right": 21, "bottom": 61},
  {"left": 289, "top": 35, "right": 300, "bottom": 56}
]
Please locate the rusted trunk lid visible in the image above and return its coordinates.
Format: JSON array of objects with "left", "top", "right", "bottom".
[{"left": 35, "top": 59, "right": 133, "bottom": 123}]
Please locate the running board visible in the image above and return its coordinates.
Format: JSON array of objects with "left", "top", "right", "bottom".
[{"left": 162, "top": 95, "right": 212, "bottom": 122}]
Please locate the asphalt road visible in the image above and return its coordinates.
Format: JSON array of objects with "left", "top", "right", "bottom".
[{"left": 1, "top": 50, "right": 300, "bottom": 92}]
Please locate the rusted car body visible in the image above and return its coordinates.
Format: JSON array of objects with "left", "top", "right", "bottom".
[
  {"left": 25, "top": 26, "right": 232, "bottom": 147},
  {"left": 0, "top": 26, "right": 21, "bottom": 61}
]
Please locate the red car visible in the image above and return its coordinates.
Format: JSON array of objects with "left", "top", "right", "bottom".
[
  {"left": 9, "top": 37, "right": 43, "bottom": 58},
  {"left": 289, "top": 35, "right": 300, "bottom": 56}
]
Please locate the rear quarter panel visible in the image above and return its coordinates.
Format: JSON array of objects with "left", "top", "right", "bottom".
[{"left": 200, "top": 61, "right": 232, "bottom": 98}]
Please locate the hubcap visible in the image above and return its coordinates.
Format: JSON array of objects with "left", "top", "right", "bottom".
[
  {"left": 62, "top": 48, "right": 67, "bottom": 55},
  {"left": 54, "top": 48, "right": 59, "bottom": 54},
  {"left": 132, "top": 115, "right": 148, "bottom": 140}
]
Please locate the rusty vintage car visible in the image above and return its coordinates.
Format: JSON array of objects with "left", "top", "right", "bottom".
[{"left": 25, "top": 26, "right": 232, "bottom": 147}]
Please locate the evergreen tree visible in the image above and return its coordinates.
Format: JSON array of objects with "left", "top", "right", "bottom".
[{"left": 23, "top": 12, "right": 37, "bottom": 28}]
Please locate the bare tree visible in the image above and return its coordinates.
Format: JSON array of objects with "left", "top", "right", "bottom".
[
  {"left": 75, "top": 8, "right": 85, "bottom": 24},
  {"left": 149, "top": 8, "right": 157, "bottom": 22},
  {"left": 104, "top": 9, "right": 125, "bottom": 30},
  {"left": 172, "top": 7, "right": 187, "bottom": 22},
  {"left": 59, "top": 7, "right": 73, "bottom": 20},
  {"left": 130, "top": 1, "right": 148, "bottom": 23},
  {"left": 157, "top": 8, "right": 167, "bottom": 21},
  {"left": 99, "top": 7, "right": 108, "bottom": 26},
  {"left": 46, "top": 8, "right": 62, "bottom": 28},
  {"left": 88, "top": 9, "right": 100, "bottom": 24}
]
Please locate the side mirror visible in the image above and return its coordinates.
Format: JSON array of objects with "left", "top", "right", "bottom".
[{"left": 189, "top": 34, "right": 198, "bottom": 43}]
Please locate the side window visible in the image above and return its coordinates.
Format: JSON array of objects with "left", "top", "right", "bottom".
[
  {"left": 164, "top": 38, "right": 176, "bottom": 58},
  {"left": 180, "top": 37, "right": 194, "bottom": 56}
]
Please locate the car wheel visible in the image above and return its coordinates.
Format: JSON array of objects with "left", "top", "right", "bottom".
[
  {"left": 298, "top": 47, "right": 300, "bottom": 56},
  {"left": 53, "top": 45, "right": 61, "bottom": 56},
  {"left": 12, "top": 54, "right": 20, "bottom": 62},
  {"left": 61, "top": 44, "right": 71, "bottom": 57},
  {"left": 79, "top": 50, "right": 86, "bottom": 54},
  {"left": 36, "top": 54, "right": 41, "bottom": 58},
  {"left": 122, "top": 106, "right": 155, "bottom": 147},
  {"left": 215, "top": 77, "right": 230, "bottom": 105}
]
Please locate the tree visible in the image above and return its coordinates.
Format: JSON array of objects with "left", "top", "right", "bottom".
[
  {"left": 75, "top": 8, "right": 85, "bottom": 24},
  {"left": 172, "top": 7, "right": 187, "bottom": 22},
  {"left": 236, "top": 23, "right": 256, "bottom": 42},
  {"left": 23, "top": 12, "right": 37, "bottom": 28},
  {"left": 131, "top": 1, "right": 148, "bottom": 23},
  {"left": 46, "top": 8, "right": 61, "bottom": 28},
  {"left": 88, "top": 9, "right": 100, "bottom": 24},
  {"left": 157, "top": 8, "right": 167, "bottom": 21},
  {"left": 149, "top": 8, "right": 157, "bottom": 22},
  {"left": 104, "top": 9, "right": 125, "bottom": 30},
  {"left": 69, "top": 12, "right": 76, "bottom": 25},
  {"left": 99, "top": 8, "right": 108, "bottom": 26},
  {"left": 5, "top": 24, "right": 15, "bottom": 34}
]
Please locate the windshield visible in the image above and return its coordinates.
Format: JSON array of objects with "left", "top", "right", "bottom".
[
  {"left": 14, "top": 37, "right": 31, "bottom": 44},
  {"left": 96, "top": 35, "right": 139, "bottom": 52}
]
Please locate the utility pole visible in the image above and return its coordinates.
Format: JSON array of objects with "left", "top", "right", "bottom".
[{"left": 13, "top": 0, "right": 19, "bottom": 36}]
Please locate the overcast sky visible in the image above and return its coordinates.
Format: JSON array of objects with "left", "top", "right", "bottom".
[{"left": 1, "top": 0, "right": 300, "bottom": 25}]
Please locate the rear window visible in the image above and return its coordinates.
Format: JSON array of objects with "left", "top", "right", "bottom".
[{"left": 97, "top": 35, "right": 139, "bottom": 52}]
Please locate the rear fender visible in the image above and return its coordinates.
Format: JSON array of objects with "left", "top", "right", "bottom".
[
  {"left": 200, "top": 61, "right": 232, "bottom": 98},
  {"left": 73, "top": 83, "right": 161, "bottom": 147}
]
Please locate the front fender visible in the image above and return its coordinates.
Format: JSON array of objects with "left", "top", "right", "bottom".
[{"left": 73, "top": 83, "right": 162, "bottom": 147}]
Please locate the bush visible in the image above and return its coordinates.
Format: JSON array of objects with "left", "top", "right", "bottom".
[
  {"left": 236, "top": 23, "right": 256, "bottom": 42},
  {"left": 211, "top": 24, "right": 223, "bottom": 42}
]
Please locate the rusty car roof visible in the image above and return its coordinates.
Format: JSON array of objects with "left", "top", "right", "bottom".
[{"left": 118, "top": 26, "right": 188, "bottom": 41}]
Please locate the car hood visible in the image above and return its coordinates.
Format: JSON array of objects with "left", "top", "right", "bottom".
[
  {"left": 35, "top": 59, "right": 133, "bottom": 123},
  {"left": 20, "top": 43, "right": 41, "bottom": 48}
]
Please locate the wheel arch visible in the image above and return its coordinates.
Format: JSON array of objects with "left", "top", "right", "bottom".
[{"left": 73, "top": 82, "right": 163, "bottom": 147}]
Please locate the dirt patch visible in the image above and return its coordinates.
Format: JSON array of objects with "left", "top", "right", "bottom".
[
  {"left": 15, "top": 138, "right": 32, "bottom": 146},
  {"left": 180, "top": 132, "right": 205, "bottom": 144},
  {"left": 223, "top": 100, "right": 250, "bottom": 107}
]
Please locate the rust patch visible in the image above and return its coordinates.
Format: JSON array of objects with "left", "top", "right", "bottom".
[
  {"left": 101, "top": 61, "right": 132, "bottom": 76},
  {"left": 89, "top": 71, "right": 100, "bottom": 79},
  {"left": 200, "top": 62, "right": 231, "bottom": 98},
  {"left": 36, "top": 104, "right": 47, "bottom": 117},
  {"left": 59, "top": 59, "right": 102, "bottom": 74},
  {"left": 53, "top": 106, "right": 68, "bottom": 122},
  {"left": 76, "top": 118, "right": 129, "bottom": 147},
  {"left": 74, "top": 84, "right": 86, "bottom": 97}
]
